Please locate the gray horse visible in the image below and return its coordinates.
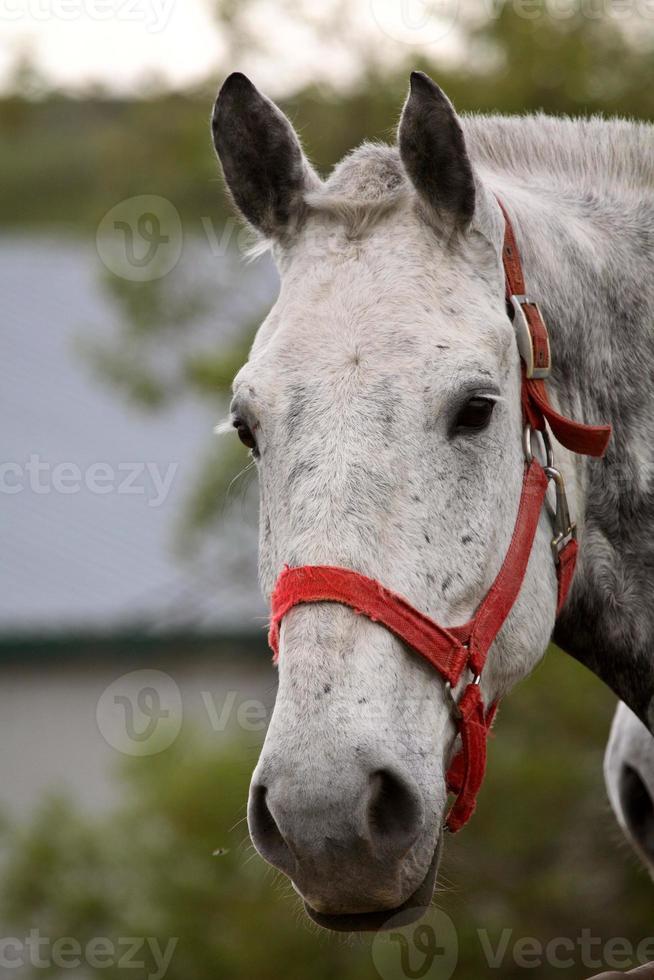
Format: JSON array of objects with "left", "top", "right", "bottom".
[
  {"left": 606, "top": 702, "right": 654, "bottom": 876},
  {"left": 212, "top": 71, "right": 654, "bottom": 932}
]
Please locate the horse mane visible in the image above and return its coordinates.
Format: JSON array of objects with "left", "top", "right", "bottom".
[
  {"left": 302, "top": 113, "right": 653, "bottom": 236},
  {"left": 463, "top": 113, "right": 653, "bottom": 197}
]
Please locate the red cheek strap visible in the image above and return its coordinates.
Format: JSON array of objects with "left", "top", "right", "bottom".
[{"left": 445, "top": 688, "right": 498, "bottom": 834}]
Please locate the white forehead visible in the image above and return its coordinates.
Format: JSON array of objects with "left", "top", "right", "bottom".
[
  {"left": 237, "top": 226, "right": 511, "bottom": 404},
  {"left": 235, "top": 144, "right": 511, "bottom": 400}
]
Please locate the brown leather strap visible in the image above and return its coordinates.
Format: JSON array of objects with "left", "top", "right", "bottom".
[{"left": 498, "top": 198, "right": 527, "bottom": 297}]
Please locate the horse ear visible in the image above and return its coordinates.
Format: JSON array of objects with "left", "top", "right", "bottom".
[
  {"left": 398, "top": 71, "right": 475, "bottom": 231},
  {"left": 211, "top": 73, "right": 319, "bottom": 238}
]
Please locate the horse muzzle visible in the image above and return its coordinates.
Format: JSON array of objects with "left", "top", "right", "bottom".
[{"left": 247, "top": 758, "right": 440, "bottom": 928}]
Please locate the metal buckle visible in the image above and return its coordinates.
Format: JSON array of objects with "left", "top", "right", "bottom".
[
  {"left": 523, "top": 425, "right": 577, "bottom": 562},
  {"left": 444, "top": 671, "right": 481, "bottom": 721},
  {"left": 510, "top": 294, "right": 551, "bottom": 380},
  {"left": 544, "top": 465, "right": 577, "bottom": 563}
]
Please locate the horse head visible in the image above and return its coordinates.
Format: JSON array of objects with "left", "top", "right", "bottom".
[{"left": 211, "top": 71, "right": 571, "bottom": 930}]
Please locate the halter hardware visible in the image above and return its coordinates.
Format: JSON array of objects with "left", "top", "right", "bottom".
[
  {"left": 444, "top": 671, "right": 481, "bottom": 721},
  {"left": 510, "top": 294, "right": 552, "bottom": 379},
  {"left": 267, "top": 198, "right": 612, "bottom": 834},
  {"left": 522, "top": 423, "right": 554, "bottom": 467},
  {"left": 522, "top": 425, "right": 576, "bottom": 564},
  {"left": 544, "top": 465, "right": 577, "bottom": 563}
]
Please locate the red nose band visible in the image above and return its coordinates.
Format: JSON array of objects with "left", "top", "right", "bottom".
[
  {"left": 267, "top": 198, "right": 611, "bottom": 834},
  {"left": 270, "top": 460, "right": 551, "bottom": 833}
]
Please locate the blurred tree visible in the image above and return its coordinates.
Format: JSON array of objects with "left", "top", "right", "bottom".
[
  {"left": 91, "top": 4, "right": 654, "bottom": 549},
  {"left": 457, "top": 1, "right": 654, "bottom": 116},
  {"left": 2, "top": 0, "right": 653, "bottom": 548},
  {"left": 0, "top": 652, "right": 651, "bottom": 979},
  {"left": 2, "top": 2, "right": 653, "bottom": 226}
]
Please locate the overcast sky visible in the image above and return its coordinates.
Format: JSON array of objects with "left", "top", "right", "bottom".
[{"left": 0, "top": 0, "right": 466, "bottom": 96}]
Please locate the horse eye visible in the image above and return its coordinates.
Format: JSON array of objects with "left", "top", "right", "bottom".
[
  {"left": 454, "top": 397, "right": 495, "bottom": 432},
  {"left": 233, "top": 417, "right": 258, "bottom": 452}
]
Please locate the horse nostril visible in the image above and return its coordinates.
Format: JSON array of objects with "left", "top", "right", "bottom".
[
  {"left": 247, "top": 782, "right": 295, "bottom": 877},
  {"left": 367, "top": 769, "right": 424, "bottom": 858},
  {"left": 619, "top": 764, "right": 654, "bottom": 863}
]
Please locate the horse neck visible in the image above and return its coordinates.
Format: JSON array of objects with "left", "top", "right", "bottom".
[{"left": 490, "top": 177, "right": 654, "bottom": 731}]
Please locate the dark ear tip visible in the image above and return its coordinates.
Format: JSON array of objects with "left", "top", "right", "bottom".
[
  {"left": 409, "top": 70, "right": 435, "bottom": 93},
  {"left": 215, "top": 72, "right": 256, "bottom": 110},
  {"left": 408, "top": 71, "right": 447, "bottom": 105},
  {"left": 220, "top": 71, "right": 255, "bottom": 97},
  {"left": 212, "top": 72, "right": 258, "bottom": 132}
]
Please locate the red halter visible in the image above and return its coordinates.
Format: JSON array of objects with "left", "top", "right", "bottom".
[{"left": 267, "top": 199, "right": 611, "bottom": 833}]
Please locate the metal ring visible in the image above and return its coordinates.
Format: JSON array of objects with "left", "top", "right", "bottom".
[{"left": 523, "top": 424, "right": 554, "bottom": 468}]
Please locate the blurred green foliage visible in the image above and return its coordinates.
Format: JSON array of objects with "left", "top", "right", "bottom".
[
  {"left": 4, "top": 1, "right": 653, "bottom": 538},
  {"left": 4, "top": 5, "right": 653, "bottom": 974},
  {"left": 0, "top": 94, "right": 218, "bottom": 231},
  {"left": 0, "top": 651, "right": 650, "bottom": 979},
  {"left": 2, "top": 4, "right": 654, "bottom": 229}
]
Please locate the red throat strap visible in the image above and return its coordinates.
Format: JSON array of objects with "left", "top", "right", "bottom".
[
  {"left": 498, "top": 199, "right": 611, "bottom": 459},
  {"left": 522, "top": 377, "right": 610, "bottom": 457},
  {"left": 265, "top": 197, "right": 611, "bottom": 834}
]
